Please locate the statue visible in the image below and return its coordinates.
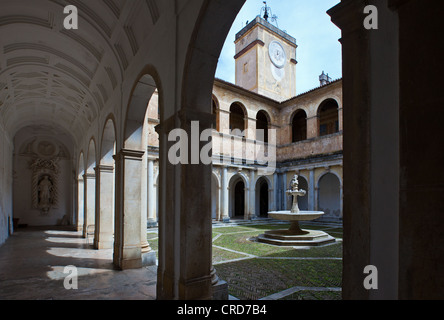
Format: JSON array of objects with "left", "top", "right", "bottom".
[
  {"left": 38, "top": 175, "right": 53, "bottom": 207},
  {"left": 286, "top": 175, "right": 306, "bottom": 214}
]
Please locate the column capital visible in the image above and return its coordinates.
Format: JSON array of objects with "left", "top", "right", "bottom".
[
  {"left": 83, "top": 172, "right": 95, "bottom": 179},
  {"left": 94, "top": 165, "right": 114, "bottom": 173},
  {"left": 114, "top": 149, "right": 145, "bottom": 160}
]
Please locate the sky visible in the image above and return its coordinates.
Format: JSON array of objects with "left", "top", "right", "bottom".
[{"left": 215, "top": 0, "right": 342, "bottom": 95}]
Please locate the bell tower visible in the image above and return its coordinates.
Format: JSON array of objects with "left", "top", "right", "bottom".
[{"left": 234, "top": 3, "right": 297, "bottom": 102}]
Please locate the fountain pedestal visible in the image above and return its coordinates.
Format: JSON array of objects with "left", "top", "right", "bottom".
[{"left": 257, "top": 175, "right": 336, "bottom": 247}]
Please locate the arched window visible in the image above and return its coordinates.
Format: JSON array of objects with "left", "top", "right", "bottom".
[
  {"left": 292, "top": 109, "right": 307, "bottom": 143},
  {"left": 212, "top": 97, "right": 220, "bottom": 132},
  {"left": 230, "top": 103, "right": 246, "bottom": 136},
  {"left": 318, "top": 99, "right": 339, "bottom": 137},
  {"left": 256, "top": 110, "right": 269, "bottom": 143}
]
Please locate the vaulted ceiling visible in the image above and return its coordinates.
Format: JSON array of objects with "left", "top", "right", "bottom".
[{"left": 0, "top": 0, "right": 164, "bottom": 145}]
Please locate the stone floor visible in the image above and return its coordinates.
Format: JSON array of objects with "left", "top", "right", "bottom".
[{"left": 0, "top": 227, "right": 157, "bottom": 300}]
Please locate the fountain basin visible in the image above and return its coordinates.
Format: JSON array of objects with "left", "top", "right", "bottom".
[
  {"left": 268, "top": 211, "right": 325, "bottom": 221},
  {"left": 257, "top": 210, "right": 335, "bottom": 247}
]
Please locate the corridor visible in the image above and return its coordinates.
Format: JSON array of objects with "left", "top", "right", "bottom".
[{"left": 0, "top": 227, "right": 157, "bottom": 300}]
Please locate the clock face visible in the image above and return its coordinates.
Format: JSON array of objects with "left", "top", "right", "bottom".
[{"left": 269, "top": 41, "right": 286, "bottom": 69}]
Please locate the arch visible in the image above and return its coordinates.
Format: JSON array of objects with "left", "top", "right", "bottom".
[
  {"left": 256, "top": 110, "right": 270, "bottom": 143},
  {"left": 228, "top": 173, "right": 249, "bottom": 219},
  {"left": 86, "top": 138, "right": 97, "bottom": 173},
  {"left": 255, "top": 176, "right": 270, "bottom": 218},
  {"left": 212, "top": 95, "right": 220, "bottom": 132},
  {"left": 318, "top": 98, "right": 339, "bottom": 137},
  {"left": 100, "top": 116, "right": 117, "bottom": 166},
  {"left": 317, "top": 172, "right": 341, "bottom": 220},
  {"left": 229, "top": 102, "right": 247, "bottom": 136},
  {"left": 291, "top": 109, "right": 308, "bottom": 143},
  {"left": 124, "top": 67, "right": 163, "bottom": 151}
]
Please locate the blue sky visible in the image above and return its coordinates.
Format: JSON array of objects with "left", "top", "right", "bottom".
[{"left": 215, "top": 0, "right": 342, "bottom": 95}]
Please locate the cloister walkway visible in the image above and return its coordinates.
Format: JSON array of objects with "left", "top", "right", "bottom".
[{"left": 0, "top": 227, "right": 157, "bottom": 300}]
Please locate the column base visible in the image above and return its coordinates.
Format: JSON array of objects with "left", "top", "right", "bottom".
[
  {"left": 212, "top": 280, "right": 229, "bottom": 300},
  {"left": 142, "top": 250, "right": 157, "bottom": 267}
]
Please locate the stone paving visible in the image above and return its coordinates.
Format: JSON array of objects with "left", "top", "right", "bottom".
[{"left": 0, "top": 227, "right": 157, "bottom": 300}]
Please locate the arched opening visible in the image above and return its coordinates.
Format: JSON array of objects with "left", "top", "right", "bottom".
[
  {"left": 292, "top": 109, "right": 307, "bottom": 143},
  {"left": 318, "top": 99, "right": 339, "bottom": 137},
  {"left": 256, "top": 110, "right": 270, "bottom": 143},
  {"left": 318, "top": 173, "right": 341, "bottom": 220},
  {"left": 230, "top": 102, "right": 246, "bottom": 136},
  {"left": 212, "top": 96, "right": 220, "bottom": 132},
  {"left": 234, "top": 180, "right": 245, "bottom": 218},
  {"left": 77, "top": 152, "right": 85, "bottom": 232},
  {"left": 84, "top": 138, "right": 96, "bottom": 239},
  {"left": 256, "top": 177, "right": 269, "bottom": 218},
  {"left": 114, "top": 71, "right": 161, "bottom": 270}
]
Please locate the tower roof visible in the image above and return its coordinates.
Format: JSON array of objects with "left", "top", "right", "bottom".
[{"left": 235, "top": 15, "right": 297, "bottom": 47}]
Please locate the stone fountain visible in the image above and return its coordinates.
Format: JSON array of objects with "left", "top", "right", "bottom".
[{"left": 257, "top": 175, "right": 335, "bottom": 246}]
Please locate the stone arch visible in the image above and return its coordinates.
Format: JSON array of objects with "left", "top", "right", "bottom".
[
  {"left": 317, "top": 98, "right": 339, "bottom": 137},
  {"left": 256, "top": 110, "right": 270, "bottom": 143},
  {"left": 255, "top": 176, "right": 270, "bottom": 218},
  {"left": 212, "top": 94, "right": 220, "bottom": 132},
  {"left": 291, "top": 109, "right": 308, "bottom": 143},
  {"left": 229, "top": 102, "right": 247, "bottom": 135},
  {"left": 229, "top": 173, "right": 249, "bottom": 219},
  {"left": 317, "top": 172, "right": 342, "bottom": 220},
  {"left": 123, "top": 68, "right": 163, "bottom": 151},
  {"left": 100, "top": 116, "right": 117, "bottom": 166}
]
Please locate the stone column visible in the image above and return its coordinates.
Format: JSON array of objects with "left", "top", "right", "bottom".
[
  {"left": 249, "top": 170, "right": 256, "bottom": 219},
  {"left": 156, "top": 109, "right": 215, "bottom": 300},
  {"left": 83, "top": 173, "right": 95, "bottom": 238},
  {"left": 308, "top": 169, "right": 315, "bottom": 211},
  {"left": 282, "top": 171, "right": 287, "bottom": 211},
  {"left": 147, "top": 158, "right": 157, "bottom": 226},
  {"left": 113, "top": 149, "right": 144, "bottom": 270},
  {"left": 221, "top": 166, "right": 229, "bottom": 222},
  {"left": 328, "top": 0, "right": 401, "bottom": 299},
  {"left": 76, "top": 178, "right": 84, "bottom": 232},
  {"left": 94, "top": 165, "right": 114, "bottom": 249}
]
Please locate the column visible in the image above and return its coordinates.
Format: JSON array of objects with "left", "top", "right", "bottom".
[
  {"left": 147, "top": 158, "right": 157, "bottom": 226},
  {"left": 76, "top": 178, "right": 84, "bottom": 232},
  {"left": 249, "top": 170, "right": 255, "bottom": 219},
  {"left": 221, "top": 166, "right": 229, "bottom": 222},
  {"left": 308, "top": 169, "right": 315, "bottom": 211},
  {"left": 113, "top": 149, "right": 144, "bottom": 270},
  {"left": 83, "top": 173, "right": 95, "bottom": 238},
  {"left": 156, "top": 109, "right": 214, "bottom": 300},
  {"left": 282, "top": 172, "right": 287, "bottom": 211},
  {"left": 94, "top": 165, "right": 114, "bottom": 249}
]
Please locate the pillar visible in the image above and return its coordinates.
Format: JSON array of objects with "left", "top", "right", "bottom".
[
  {"left": 249, "top": 170, "right": 255, "bottom": 219},
  {"left": 113, "top": 149, "right": 144, "bottom": 270},
  {"left": 83, "top": 173, "right": 95, "bottom": 238},
  {"left": 147, "top": 158, "right": 157, "bottom": 226},
  {"left": 94, "top": 165, "right": 114, "bottom": 249},
  {"left": 221, "top": 166, "right": 229, "bottom": 222},
  {"left": 308, "top": 169, "right": 315, "bottom": 211},
  {"left": 156, "top": 109, "right": 214, "bottom": 300}
]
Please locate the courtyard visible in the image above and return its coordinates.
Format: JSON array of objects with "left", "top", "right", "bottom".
[{"left": 148, "top": 220, "right": 343, "bottom": 300}]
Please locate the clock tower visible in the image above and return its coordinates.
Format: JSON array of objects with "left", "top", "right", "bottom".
[{"left": 234, "top": 10, "right": 297, "bottom": 102}]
